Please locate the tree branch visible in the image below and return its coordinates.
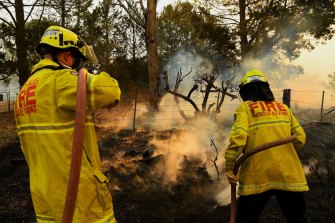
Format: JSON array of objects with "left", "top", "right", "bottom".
[
  {"left": 0, "top": 73, "right": 13, "bottom": 81},
  {"left": 174, "top": 96, "right": 192, "bottom": 121},
  {"left": 0, "top": 17, "right": 15, "bottom": 28},
  {"left": 24, "top": 0, "right": 43, "bottom": 23},
  {"left": 6, "top": 0, "right": 15, "bottom": 7},
  {"left": 0, "top": 1, "right": 17, "bottom": 25},
  {"left": 207, "top": 103, "right": 215, "bottom": 113},
  {"left": 200, "top": 88, "right": 237, "bottom": 99},
  {"left": 210, "top": 138, "right": 220, "bottom": 181},
  {"left": 139, "top": 0, "right": 145, "bottom": 15},
  {"left": 117, "top": 0, "right": 145, "bottom": 28},
  {"left": 186, "top": 84, "right": 198, "bottom": 98},
  {"left": 166, "top": 89, "right": 201, "bottom": 112},
  {"left": 216, "top": 84, "right": 227, "bottom": 112},
  {"left": 36, "top": 0, "right": 47, "bottom": 23},
  {"left": 201, "top": 76, "right": 215, "bottom": 112},
  {"left": 162, "top": 71, "right": 200, "bottom": 112}
]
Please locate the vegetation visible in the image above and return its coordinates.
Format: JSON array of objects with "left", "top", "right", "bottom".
[
  {"left": 0, "top": 0, "right": 334, "bottom": 107},
  {"left": 326, "top": 72, "right": 335, "bottom": 95}
]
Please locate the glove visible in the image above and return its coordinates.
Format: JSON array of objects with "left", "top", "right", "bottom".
[{"left": 226, "top": 170, "right": 239, "bottom": 184}]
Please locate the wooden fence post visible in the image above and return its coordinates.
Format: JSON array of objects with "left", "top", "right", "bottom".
[
  {"left": 320, "top": 91, "right": 325, "bottom": 120},
  {"left": 8, "top": 91, "right": 10, "bottom": 112},
  {"left": 283, "top": 89, "right": 291, "bottom": 108},
  {"left": 133, "top": 89, "right": 137, "bottom": 131}
]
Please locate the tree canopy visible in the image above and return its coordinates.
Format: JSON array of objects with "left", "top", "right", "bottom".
[{"left": 0, "top": 0, "right": 334, "bottom": 97}]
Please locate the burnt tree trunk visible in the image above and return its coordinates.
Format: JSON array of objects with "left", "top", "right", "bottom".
[
  {"left": 15, "top": 0, "right": 30, "bottom": 87},
  {"left": 145, "top": 0, "right": 160, "bottom": 110},
  {"left": 202, "top": 77, "right": 214, "bottom": 113}
]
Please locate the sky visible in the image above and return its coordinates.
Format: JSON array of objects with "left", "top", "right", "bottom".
[{"left": 288, "top": 39, "right": 335, "bottom": 91}]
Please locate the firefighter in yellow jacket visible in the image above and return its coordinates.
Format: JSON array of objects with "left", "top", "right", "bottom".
[
  {"left": 225, "top": 69, "right": 308, "bottom": 223},
  {"left": 14, "top": 26, "right": 120, "bottom": 223}
]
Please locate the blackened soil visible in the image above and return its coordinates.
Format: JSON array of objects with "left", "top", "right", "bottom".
[{"left": 0, "top": 114, "right": 334, "bottom": 223}]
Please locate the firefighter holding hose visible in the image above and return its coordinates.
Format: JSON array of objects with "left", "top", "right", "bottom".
[
  {"left": 14, "top": 26, "right": 120, "bottom": 223},
  {"left": 225, "top": 69, "right": 308, "bottom": 223}
]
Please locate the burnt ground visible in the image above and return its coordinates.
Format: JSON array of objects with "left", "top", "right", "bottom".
[{"left": 0, "top": 111, "right": 334, "bottom": 223}]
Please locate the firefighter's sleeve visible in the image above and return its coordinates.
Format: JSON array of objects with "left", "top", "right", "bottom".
[
  {"left": 224, "top": 105, "right": 249, "bottom": 173},
  {"left": 290, "top": 110, "right": 306, "bottom": 151},
  {"left": 56, "top": 70, "right": 121, "bottom": 111},
  {"left": 86, "top": 72, "right": 121, "bottom": 109}
]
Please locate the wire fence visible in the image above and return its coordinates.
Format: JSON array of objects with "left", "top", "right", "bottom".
[{"left": 1, "top": 88, "right": 335, "bottom": 128}]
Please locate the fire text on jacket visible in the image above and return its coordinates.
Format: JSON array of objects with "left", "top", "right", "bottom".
[
  {"left": 15, "top": 78, "right": 39, "bottom": 117},
  {"left": 248, "top": 101, "right": 288, "bottom": 118}
]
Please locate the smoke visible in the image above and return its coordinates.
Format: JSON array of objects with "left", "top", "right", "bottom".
[
  {"left": 128, "top": 50, "right": 240, "bottom": 206},
  {"left": 146, "top": 113, "right": 234, "bottom": 205},
  {"left": 94, "top": 103, "right": 149, "bottom": 130},
  {"left": 150, "top": 116, "right": 220, "bottom": 180},
  {"left": 240, "top": 55, "right": 304, "bottom": 89},
  {"left": 162, "top": 50, "right": 214, "bottom": 94},
  {"left": 148, "top": 94, "right": 184, "bottom": 129}
]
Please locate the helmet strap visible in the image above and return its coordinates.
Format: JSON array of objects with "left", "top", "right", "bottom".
[
  {"left": 51, "top": 51, "right": 61, "bottom": 66},
  {"left": 71, "top": 57, "right": 81, "bottom": 70}
]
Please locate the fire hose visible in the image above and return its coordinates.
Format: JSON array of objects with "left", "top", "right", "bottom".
[
  {"left": 61, "top": 68, "right": 87, "bottom": 223},
  {"left": 229, "top": 135, "right": 297, "bottom": 223}
]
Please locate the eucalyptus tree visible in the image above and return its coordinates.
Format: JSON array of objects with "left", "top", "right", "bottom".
[
  {"left": 117, "top": 12, "right": 146, "bottom": 66},
  {"left": 113, "top": 11, "right": 147, "bottom": 87},
  {"left": 83, "top": 0, "right": 123, "bottom": 71},
  {"left": 0, "top": 23, "right": 16, "bottom": 82},
  {"left": 0, "top": 0, "right": 47, "bottom": 86},
  {"left": 44, "top": 0, "right": 75, "bottom": 27},
  {"left": 117, "top": 0, "right": 160, "bottom": 110},
  {"left": 43, "top": 0, "right": 92, "bottom": 30},
  {"left": 81, "top": 0, "right": 146, "bottom": 91},
  {"left": 196, "top": 0, "right": 335, "bottom": 59},
  {"left": 72, "top": 0, "right": 93, "bottom": 33},
  {"left": 157, "top": 2, "right": 236, "bottom": 66},
  {"left": 194, "top": 0, "right": 335, "bottom": 80}
]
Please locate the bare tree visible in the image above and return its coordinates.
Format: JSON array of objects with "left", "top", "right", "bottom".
[{"left": 162, "top": 67, "right": 237, "bottom": 121}]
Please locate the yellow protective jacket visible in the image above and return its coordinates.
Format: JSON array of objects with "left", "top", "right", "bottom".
[
  {"left": 14, "top": 59, "right": 120, "bottom": 223},
  {"left": 225, "top": 100, "right": 308, "bottom": 195}
]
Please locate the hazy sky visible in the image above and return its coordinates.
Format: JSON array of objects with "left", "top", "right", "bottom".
[{"left": 289, "top": 38, "right": 335, "bottom": 91}]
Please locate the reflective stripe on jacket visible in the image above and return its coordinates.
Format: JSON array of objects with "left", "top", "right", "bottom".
[
  {"left": 225, "top": 100, "right": 308, "bottom": 195},
  {"left": 15, "top": 59, "right": 120, "bottom": 223}
]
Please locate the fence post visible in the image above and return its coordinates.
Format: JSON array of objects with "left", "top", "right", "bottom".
[
  {"left": 320, "top": 91, "right": 325, "bottom": 121},
  {"left": 8, "top": 91, "right": 10, "bottom": 112},
  {"left": 283, "top": 89, "right": 291, "bottom": 108},
  {"left": 133, "top": 88, "right": 137, "bottom": 131}
]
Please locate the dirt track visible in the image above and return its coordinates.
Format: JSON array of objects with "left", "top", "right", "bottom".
[{"left": 0, "top": 111, "right": 334, "bottom": 223}]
